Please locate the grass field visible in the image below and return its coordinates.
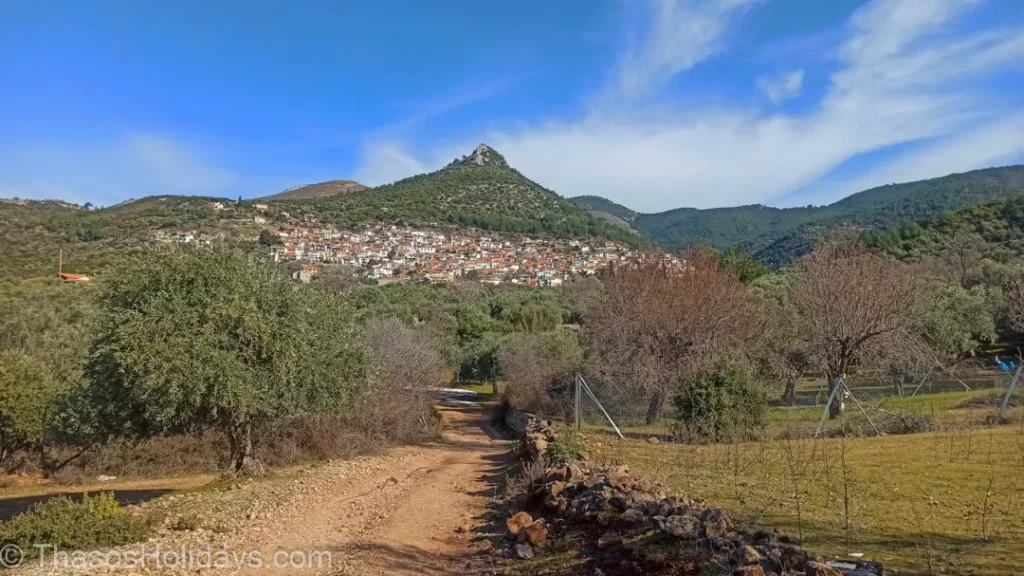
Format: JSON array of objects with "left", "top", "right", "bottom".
[{"left": 585, "top": 419, "right": 1024, "bottom": 575}]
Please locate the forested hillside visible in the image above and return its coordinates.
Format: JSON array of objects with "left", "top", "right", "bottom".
[
  {"left": 570, "top": 165, "right": 1024, "bottom": 264},
  {"left": 288, "top": 145, "right": 637, "bottom": 243},
  {"left": 865, "top": 195, "right": 1024, "bottom": 284}
]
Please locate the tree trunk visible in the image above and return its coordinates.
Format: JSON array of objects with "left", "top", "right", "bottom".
[
  {"left": 227, "top": 419, "right": 262, "bottom": 476},
  {"left": 827, "top": 376, "right": 845, "bottom": 419},
  {"left": 781, "top": 374, "right": 797, "bottom": 404},
  {"left": 645, "top": 388, "right": 668, "bottom": 425}
]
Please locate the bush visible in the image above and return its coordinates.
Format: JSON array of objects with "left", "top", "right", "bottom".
[
  {"left": 0, "top": 492, "right": 149, "bottom": 556},
  {"left": 498, "top": 331, "right": 582, "bottom": 415},
  {"left": 545, "top": 431, "right": 584, "bottom": 466},
  {"left": 671, "top": 365, "right": 767, "bottom": 443}
]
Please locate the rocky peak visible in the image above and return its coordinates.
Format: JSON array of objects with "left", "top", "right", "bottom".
[{"left": 446, "top": 143, "right": 511, "bottom": 170}]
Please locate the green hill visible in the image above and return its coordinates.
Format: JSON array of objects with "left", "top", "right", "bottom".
[
  {"left": 570, "top": 165, "right": 1024, "bottom": 264},
  {"left": 282, "top": 144, "right": 637, "bottom": 243},
  {"left": 0, "top": 196, "right": 256, "bottom": 281}
]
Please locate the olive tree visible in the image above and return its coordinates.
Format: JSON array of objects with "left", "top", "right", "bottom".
[
  {"left": 0, "top": 351, "right": 60, "bottom": 468},
  {"left": 86, "top": 245, "right": 367, "bottom": 475},
  {"left": 750, "top": 272, "right": 812, "bottom": 404}
]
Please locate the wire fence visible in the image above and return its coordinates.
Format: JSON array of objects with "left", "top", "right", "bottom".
[
  {"left": 570, "top": 362, "right": 1024, "bottom": 441},
  {"left": 549, "top": 366, "right": 1024, "bottom": 572}
]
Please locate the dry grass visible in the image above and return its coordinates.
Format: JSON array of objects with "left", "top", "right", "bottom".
[{"left": 586, "top": 420, "right": 1024, "bottom": 575}]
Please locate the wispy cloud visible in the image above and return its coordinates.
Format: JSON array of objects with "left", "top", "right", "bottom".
[
  {"left": 355, "top": 0, "right": 1024, "bottom": 212},
  {"left": 616, "top": 0, "right": 762, "bottom": 98},
  {"left": 0, "top": 134, "right": 237, "bottom": 206},
  {"left": 756, "top": 70, "right": 803, "bottom": 105}
]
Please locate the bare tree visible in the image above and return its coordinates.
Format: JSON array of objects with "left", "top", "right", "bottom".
[
  {"left": 360, "top": 317, "right": 447, "bottom": 439},
  {"left": 497, "top": 331, "right": 582, "bottom": 415},
  {"left": 793, "top": 242, "right": 921, "bottom": 418},
  {"left": 585, "top": 250, "right": 759, "bottom": 423}
]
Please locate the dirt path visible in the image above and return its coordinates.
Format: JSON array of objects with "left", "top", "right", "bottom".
[
  {"left": 258, "top": 405, "right": 510, "bottom": 576},
  {"left": 14, "top": 405, "right": 512, "bottom": 576}
]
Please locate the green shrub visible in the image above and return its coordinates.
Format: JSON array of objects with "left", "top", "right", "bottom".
[
  {"left": 546, "top": 431, "right": 584, "bottom": 466},
  {"left": 671, "top": 365, "right": 767, "bottom": 443},
  {"left": 0, "top": 492, "right": 149, "bottom": 555},
  {"left": 171, "top": 513, "right": 201, "bottom": 531}
]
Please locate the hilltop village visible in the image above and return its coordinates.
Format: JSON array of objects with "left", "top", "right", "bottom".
[
  {"left": 153, "top": 219, "right": 679, "bottom": 285},
  {"left": 266, "top": 223, "right": 669, "bottom": 285}
]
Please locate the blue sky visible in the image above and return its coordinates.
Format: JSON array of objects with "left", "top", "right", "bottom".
[{"left": 1, "top": 0, "right": 1022, "bottom": 211}]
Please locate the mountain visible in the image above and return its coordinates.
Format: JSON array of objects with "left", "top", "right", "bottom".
[
  {"left": 262, "top": 179, "right": 367, "bottom": 200},
  {"left": 571, "top": 165, "right": 1024, "bottom": 265},
  {"left": 281, "top": 144, "right": 638, "bottom": 243}
]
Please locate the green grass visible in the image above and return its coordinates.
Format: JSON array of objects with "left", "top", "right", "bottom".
[
  {"left": 458, "top": 381, "right": 504, "bottom": 401},
  {"left": 579, "top": 387, "right": 1019, "bottom": 441},
  {"left": 586, "top": 420, "right": 1024, "bottom": 575}
]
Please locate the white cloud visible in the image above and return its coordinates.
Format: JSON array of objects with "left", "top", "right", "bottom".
[
  {"left": 791, "top": 113, "right": 1024, "bottom": 206},
  {"left": 0, "top": 135, "right": 237, "bottom": 206},
  {"left": 756, "top": 70, "right": 803, "bottom": 105},
  {"left": 354, "top": 0, "right": 1024, "bottom": 211},
  {"left": 616, "top": 0, "right": 762, "bottom": 98}
]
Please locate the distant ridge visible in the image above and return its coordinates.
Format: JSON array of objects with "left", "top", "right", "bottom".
[
  {"left": 262, "top": 179, "right": 368, "bottom": 200},
  {"left": 569, "top": 165, "right": 1024, "bottom": 265}
]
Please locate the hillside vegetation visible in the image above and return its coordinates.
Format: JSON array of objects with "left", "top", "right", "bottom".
[
  {"left": 570, "top": 165, "right": 1024, "bottom": 264},
  {"left": 286, "top": 145, "right": 637, "bottom": 244},
  {"left": 865, "top": 195, "right": 1024, "bottom": 285},
  {"left": 0, "top": 196, "right": 254, "bottom": 281}
]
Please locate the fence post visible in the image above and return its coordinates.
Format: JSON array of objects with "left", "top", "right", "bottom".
[
  {"left": 998, "top": 365, "right": 1023, "bottom": 424},
  {"left": 574, "top": 373, "right": 581, "bottom": 429},
  {"left": 815, "top": 377, "right": 843, "bottom": 438}
]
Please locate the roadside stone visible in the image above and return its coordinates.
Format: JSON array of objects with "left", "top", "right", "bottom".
[
  {"left": 522, "top": 519, "right": 548, "bottom": 547},
  {"left": 700, "top": 507, "right": 730, "bottom": 538},
  {"left": 549, "top": 481, "right": 567, "bottom": 497},
  {"left": 804, "top": 561, "right": 843, "bottom": 576},
  {"left": 733, "top": 544, "right": 761, "bottom": 566},
  {"left": 506, "top": 511, "right": 534, "bottom": 538},
  {"left": 621, "top": 508, "right": 645, "bottom": 524},
  {"left": 647, "top": 436, "right": 660, "bottom": 444},
  {"left": 778, "top": 546, "right": 808, "bottom": 571},
  {"left": 514, "top": 543, "right": 535, "bottom": 559},
  {"left": 657, "top": 514, "right": 699, "bottom": 537},
  {"left": 597, "top": 531, "right": 622, "bottom": 549}
]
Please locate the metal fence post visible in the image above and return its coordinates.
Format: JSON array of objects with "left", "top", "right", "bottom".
[
  {"left": 574, "top": 373, "right": 581, "bottom": 429},
  {"left": 998, "top": 365, "right": 1023, "bottom": 424},
  {"left": 815, "top": 377, "right": 843, "bottom": 438}
]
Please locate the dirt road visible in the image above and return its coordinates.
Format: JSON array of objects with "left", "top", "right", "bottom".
[
  {"left": 258, "top": 405, "right": 510, "bottom": 575},
  {"left": 15, "top": 405, "right": 512, "bottom": 576}
]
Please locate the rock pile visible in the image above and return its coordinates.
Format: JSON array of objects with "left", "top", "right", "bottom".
[
  {"left": 509, "top": 461, "right": 884, "bottom": 576},
  {"left": 521, "top": 416, "right": 557, "bottom": 460}
]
